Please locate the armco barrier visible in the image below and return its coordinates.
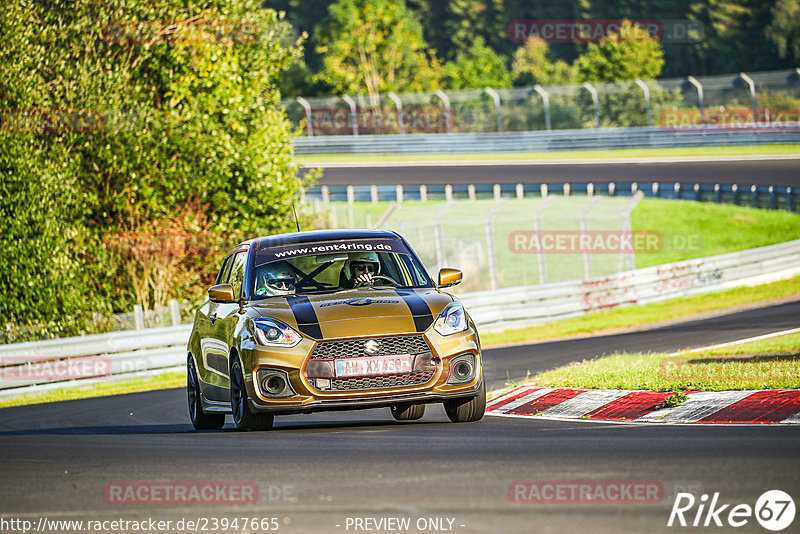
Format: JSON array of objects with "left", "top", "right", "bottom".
[
  {"left": 1, "top": 240, "right": 798, "bottom": 397},
  {"left": 293, "top": 126, "right": 800, "bottom": 155},
  {"left": 460, "top": 239, "right": 800, "bottom": 331}
]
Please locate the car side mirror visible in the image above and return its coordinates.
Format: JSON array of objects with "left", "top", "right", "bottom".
[
  {"left": 438, "top": 268, "right": 462, "bottom": 288},
  {"left": 208, "top": 283, "right": 236, "bottom": 302}
]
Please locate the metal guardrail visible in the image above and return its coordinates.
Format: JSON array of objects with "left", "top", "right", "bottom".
[
  {"left": 293, "top": 126, "right": 800, "bottom": 155},
  {"left": 306, "top": 182, "right": 798, "bottom": 213},
  {"left": 459, "top": 239, "right": 800, "bottom": 331},
  {"left": 1, "top": 239, "right": 798, "bottom": 397}
]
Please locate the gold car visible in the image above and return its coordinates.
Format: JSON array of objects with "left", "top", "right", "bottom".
[{"left": 187, "top": 229, "right": 484, "bottom": 431}]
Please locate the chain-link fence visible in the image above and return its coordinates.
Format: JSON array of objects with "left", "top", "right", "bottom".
[
  {"left": 283, "top": 69, "right": 800, "bottom": 135},
  {"left": 320, "top": 195, "right": 643, "bottom": 293}
]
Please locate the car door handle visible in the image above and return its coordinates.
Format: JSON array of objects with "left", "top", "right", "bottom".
[{"left": 209, "top": 313, "right": 217, "bottom": 325}]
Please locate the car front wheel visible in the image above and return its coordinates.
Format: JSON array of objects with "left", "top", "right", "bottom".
[
  {"left": 187, "top": 357, "right": 225, "bottom": 430},
  {"left": 390, "top": 402, "right": 426, "bottom": 421},
  {"left": 231, "top": 360, "right": 274, "bottom": 431},
  {"left": 443, "top": 382, "right": 486, "bottom": 423}
]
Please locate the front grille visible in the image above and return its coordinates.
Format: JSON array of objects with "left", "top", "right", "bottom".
[
  {"left": 330, "top": 371, "right": 435, "bottom": 391},
  {"left": 306, "top": 335, "right": 435, "bottom": 391},
  {"left": 309, "top": 335, "right": 430, "bottom": 360}
]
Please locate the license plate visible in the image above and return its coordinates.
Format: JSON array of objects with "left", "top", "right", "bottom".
[{"left": 335, "top": 354, "right": 412, "bottom": 378}]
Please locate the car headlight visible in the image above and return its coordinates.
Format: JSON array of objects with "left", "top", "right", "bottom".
[
  {"left": 434, "top": 303, "right": 468, "bottom": 336},
  {"left": 252, "top": 318, "right": 302, "bottom": 347}
]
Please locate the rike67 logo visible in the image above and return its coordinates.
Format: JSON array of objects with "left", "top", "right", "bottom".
[{"left": 668, "top": 490, "right": 795, "bottom": 531}]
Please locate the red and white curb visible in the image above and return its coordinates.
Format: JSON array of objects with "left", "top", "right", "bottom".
[{"left": 486, "top": 386, "right": 800, "bottom": 424}]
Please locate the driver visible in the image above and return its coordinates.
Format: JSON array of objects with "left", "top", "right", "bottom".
[
  {"left": 341, "top": 251, "right": 381, "bottom": 288},
  {"left": 255, "top": 261, "right": 296, "bottom": 296}
]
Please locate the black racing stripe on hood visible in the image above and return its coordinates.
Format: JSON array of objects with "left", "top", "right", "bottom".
[
  {"left": 394, "top": 289, "right": 434, "bottom": 332},
  {"left": 286, "top": 295, "right": 323, "bottom": 339}
]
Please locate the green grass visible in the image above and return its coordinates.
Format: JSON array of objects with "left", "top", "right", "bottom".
[
  {"left": 480, "top": 275, "right": 800, "bottom": 347},
  {"left": 530, "top": 332, "right": 800, "bottom": 391},
  {"left": 631, "top": 199, "right": 800, "bottom": 267},
  {"left": 297, "top": 144, "right": 800, "bottom": 164},
  {"left": 0, "top": 371, "right": 184, "bottom": 409}
]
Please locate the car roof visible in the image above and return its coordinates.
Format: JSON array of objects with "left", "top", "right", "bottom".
[{"left": 244, "top": 229, "right": 401, "bottom": 252}]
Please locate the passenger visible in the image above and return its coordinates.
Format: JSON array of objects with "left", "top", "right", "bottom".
[{"left": 255, "top": 261, "right": 296, "bottom": 296}]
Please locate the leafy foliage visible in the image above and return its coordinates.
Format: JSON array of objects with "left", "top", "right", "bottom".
[
  {"left": 444, "top": 36, "right": 512, "bottom": 90},
  {"left": 0, "top": 0, "right": 308, "bottom": 340},
  {"left": 576, "top": 20, "right": 665, "bottom": 83},
  {"left": 314, "top": 0, "right": 443, "bottom": 98}
]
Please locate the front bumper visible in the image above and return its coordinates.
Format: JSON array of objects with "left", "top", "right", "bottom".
[
  {"left": 241, "top": 325, "right": 482, "bottom": 414},
  {"left": 248, "top": 379, "right": 483, "bottom": 415}
]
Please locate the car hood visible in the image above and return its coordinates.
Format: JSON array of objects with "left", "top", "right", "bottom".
[{"left": 251, "top": 288, "right": 455, "bottom": 339}]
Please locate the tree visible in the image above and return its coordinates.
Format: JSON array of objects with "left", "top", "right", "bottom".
[
  {"left": 315, "top": 0, "right": 442, "bottom": 99},
  {"left": 576, "top": 20, "right": 665, "bottom": 82},
  {"left": 767, "top": 0, "right": 800, "bottom": 61},
  {"left": 512, "top": 36, "right": 577, "bottom": 87},
  {"left": 1, "top": 0, "right": 308, "bottom": 337},
  {"left": 444, "top": 36, "right": 513, "bottom": 90}
]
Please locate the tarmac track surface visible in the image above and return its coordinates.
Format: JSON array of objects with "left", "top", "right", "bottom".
[
  {"left": 1, "top": 300, "right": 798, "bottom": 533},
  {"left": 310, "top": 158, "right": 800, "bottom": 187}
]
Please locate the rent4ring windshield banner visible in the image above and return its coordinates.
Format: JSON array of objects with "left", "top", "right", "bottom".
[{"left": 255, "top": 238, "right": 409, "bottom": 264}]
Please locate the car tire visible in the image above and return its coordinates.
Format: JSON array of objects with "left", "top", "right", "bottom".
[
  {"left": 390, "top": 402, "right": 426, "bottom": 421},
  {"left": 443, "top": 382, "right": 486, "bottom": 423},
  {"left": 231, "top": 360, "right": 274, "bottom": 431},
  {"left": 187, "top": 357, "right": 225, "bottom": 430}
]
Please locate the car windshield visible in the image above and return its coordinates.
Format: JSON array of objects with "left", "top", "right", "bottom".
[{"left": 251, "top": 239, "right": 434, "bottom": 298}]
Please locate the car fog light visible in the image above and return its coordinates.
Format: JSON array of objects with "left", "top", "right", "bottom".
[
  {"left": 256, "top": 369, "right": 296, "bottom": 398},
  {"left": 447, "top": 353, "right": 477, "bottom": 385}
]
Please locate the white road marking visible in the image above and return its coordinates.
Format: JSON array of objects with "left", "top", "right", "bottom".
[{"left": 670, "top": 327, "right": 800, "bottom": 356}]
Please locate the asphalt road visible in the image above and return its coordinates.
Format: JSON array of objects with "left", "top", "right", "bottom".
[
  {"left": 1, "top": 300, "right": 798, "bottom": 533},
  {"left": 309, "top": 158, "right": 800, "bottom": 187}
]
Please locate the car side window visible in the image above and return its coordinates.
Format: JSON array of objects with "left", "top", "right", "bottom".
[
  {"left": 216, "top": 255, "right": 233, "bottom": 284},
  {"left": 228, "top": 250, "right": 248, "bottom": 299}
]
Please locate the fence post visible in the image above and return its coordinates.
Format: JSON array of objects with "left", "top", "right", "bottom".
[
  {"left": 687, "top": 76, "right": 705, "bottom": 125},
  {"left": 445, "top": 184, "right": 453, "bottom": 202},
  {"left": 534, "top": 196, "right": 554, "bottom": 284},
  {"left": 634, "top": 79, "right": 652, "bottom": 127},
  {"left": 342, "top": 95, "right": 359, "bottom": 135},
  {"left": 387, "top": 92, "right": 404, "bottom": 134},
  {"left": 751, "top": 184, "right": 758, "bottom": 208},
  {"left": 533, "top": 85, "right": 551, "bottom": 130},
  {"left": 788, "top": 187, "right": 794, "bottom": 212},
  {"left": 296, "top": 96, "right": 313, "bottom": 136},
  {"left": 134, "top": 305, "right": 144, "bottom": 330},
  {"left": 715, "top": 184, "right": 721, "bottom": 203},
  {"left": 769, "top": 186, "right": 775, "bottom": 209},
  {"left": 582, "top": 82, "right": 600, "bottom": 128},
  {"left": 420, "top": 184, "right": 428, "bottom": 202},
  {"left": 468, "top": 184, "right": 476, "bottom": 201},
  {"left": 580, "top": 196, "right": 601, "bottom": 280},
  {"left": 493, "top": 184, "right": 502, "bottom": 201},
  {"left": 485, "top": 87, "right": 503, "bottom": 133},
  {"left": 169, "top": 299, "right": 181, "bottom": 326},
  {"left": 346, "top": 185, "right": 355, "bottom": 204},
  {"left": 435, "top": 90, "right": 452, "bottom": 133},
  {"left": 485, "top": 199, "right": 506, "bottom": 290},
  {"left": 732, "top": 184, "right": 739, "bottom": 205},
  {"left": 540, "top": 184, "right": 548, "bottom": 198},
  {"left": 321, "top": 185, "right": 330, "bottom": 204},
  {"left": 739, "top": 73, "right": 758, "bottom": 128},
  {"left": 370, "top": 184, "right": 378, "bottom": 203},
  {"left": 516, "top": 183, "right": 524, "bottom": 199},
  {"left": 396, "top": 184, "right": 404, "bottom": 203}
]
